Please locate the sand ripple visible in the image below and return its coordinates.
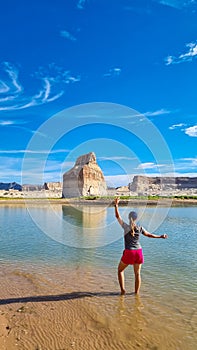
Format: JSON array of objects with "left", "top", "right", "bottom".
[{"left": 0, "top": 265, "right": 196, "bottom": 350}]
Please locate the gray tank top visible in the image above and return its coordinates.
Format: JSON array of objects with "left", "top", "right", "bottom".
[{"left": 122, "top": 222, "right": 145, "bottom": 250}]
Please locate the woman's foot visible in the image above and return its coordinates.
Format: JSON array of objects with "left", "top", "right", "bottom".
[{"left": 120, "top": 289, "right": 126, "bottom": 295}]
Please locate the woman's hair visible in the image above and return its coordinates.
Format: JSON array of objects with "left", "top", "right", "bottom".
[{"left": 128, "top": 211, "right": 138, "bottom": 236}]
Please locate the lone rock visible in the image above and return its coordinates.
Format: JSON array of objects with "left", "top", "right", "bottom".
[{"left": 62, "top": 152, "right": 107, "bottom": 198}]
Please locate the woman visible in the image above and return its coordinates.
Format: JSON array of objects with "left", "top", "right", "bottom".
[{"left": 114, "top": 197, "right": 168, "bottom": 295}]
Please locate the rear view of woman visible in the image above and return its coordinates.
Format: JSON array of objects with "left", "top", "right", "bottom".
[{"left": 114, "top": 197, "right": 168, "bottom": 295}]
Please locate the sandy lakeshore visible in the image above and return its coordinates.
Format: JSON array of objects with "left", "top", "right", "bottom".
[{"left": 0, "top": 264, "right": 196, "bottom": 350}]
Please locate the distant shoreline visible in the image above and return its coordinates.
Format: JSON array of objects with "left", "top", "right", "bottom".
[{"left": 0, "top": 197, "right": 197, "bottom": 206}]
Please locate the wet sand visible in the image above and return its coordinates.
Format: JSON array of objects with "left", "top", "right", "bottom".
[{"left": 0, "top": 264, "right": 196, "bottom": 350}]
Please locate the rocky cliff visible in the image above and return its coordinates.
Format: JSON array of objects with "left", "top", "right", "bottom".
[
  {"left": 62, "top": 152, "right": 107, "bottom": 198},
  {"left": 44, "top": 182, "right": 62, "bottom": 191},
  {"left": 129, "top": 176, "right": 197, "bottom": 195},
  {"left": 22, "top": 184, "right": 44, "bottom": 191}
]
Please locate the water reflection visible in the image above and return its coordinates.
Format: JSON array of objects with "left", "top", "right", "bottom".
[
  {"left": 25, "top": 204, "right": 120, "bottom": 248},
  {"left": 62, "top": 205, "right": 107, "bottom": 228},
  {"left": 61, "top": 205, "right": 111, "bottom": 248}
]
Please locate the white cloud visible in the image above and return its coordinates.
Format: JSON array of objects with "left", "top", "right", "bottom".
[
  {"left": 169, "top": 123, "right": 186, "bottom": 130},
  {"left": 103, "top": 67, "right": 122, "bottom": 78},
  {"left": 165, "top": 56, "right": 174, "bottom": 65},
  {"left": 169, "top": 123, "right": 197, "bottom": 137},
  {"left": 181, "top": 157, "right": 197, "bottom": 165},
  {"left": 157, "top": 0, "right": 197, "bottom": 9},
  {"left": 4, "top": 62, "right": 23, "bottom": 93},
  {"left": 137, "top": 162, "right": 165, "bottom": 170},
  {"left": 0, "top": 80, "right": 10, "bottom": 93},
  {"left": 0, "top": 62, "right": 80, "bottom": 111},
  {"left": 60, "top": 30, "right": 77, "bottom": 41},
  {"left": 0, "top": 120, "right": 48, "bottom": 137},
  {"left": 98, "top": 156, "right": 135, "bottom": 161},
  {"left": 144, "top": 108, "right": 171, "bottom": 117},
  {"left": 158, "top": 0, "right": 184, "bottom": 9},
  {"left": 0, "top": 120, "right": 16, "bottom": 126},
  {"left": 77, "top": 0, "right": 87, "bottom": 10},
  {"left": 185, "top": 125, "right": 197, "bottom": 137},
  {"left": 165, "top": 42, "right": 197, "bottom": 65},
  {"left": 0, "top": 148, "right": 69, "bottom": 155},
  {"left": 172, "top": 158, "right": 197, "bottom": 173}
]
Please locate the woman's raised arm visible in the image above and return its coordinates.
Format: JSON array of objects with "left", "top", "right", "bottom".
[{"left": 114, "top": 197, "right": 123, "bottom": 226}]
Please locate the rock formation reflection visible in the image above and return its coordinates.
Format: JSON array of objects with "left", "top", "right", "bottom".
[
  {"left": 62, "top": 205, "right": 107, "bottom": 229},
  {"left": 61, "top": 205, "right": 109, "bottom": 248}
]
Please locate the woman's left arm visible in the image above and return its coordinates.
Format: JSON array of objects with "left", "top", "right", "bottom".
[{"left": 142, "top": 229, "right": 168, "bottom": 239}]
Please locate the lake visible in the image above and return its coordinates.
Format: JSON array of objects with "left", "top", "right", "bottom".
[{"left": 0, "top": 203, "right": 196, "bottom": 349}]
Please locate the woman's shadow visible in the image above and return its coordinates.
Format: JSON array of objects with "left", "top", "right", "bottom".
[{"left": 0, "top": 291, "right": 129, "bottom": 305}]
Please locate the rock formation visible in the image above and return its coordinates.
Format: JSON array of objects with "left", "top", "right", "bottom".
[
  {"left": 0, "top": 182, "right": 22, "bottom": 191},
  {"left": 22, "top": 184, "right": 44, "bottom": 191},
  {"left": 129, "top": 176, "right": 197, "bottom": 195},
  {"left": 62, "top": 152, "right": 107, "bottom": 198},
  {"left": 44, "top": 182, "right": 62, "bottom": 191}
]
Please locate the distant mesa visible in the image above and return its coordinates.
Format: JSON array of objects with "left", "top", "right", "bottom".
[
  {"left": 129, "top": 175, "right": 197, "bottom": 196},
  {"left": 0, "top": 182, "right": 22, "bottom": 191},
  {"left": 44, "top": 182, "right": 62, "bottom": 191},
  {"left": 22, "top": 182, "right": 62, "bottom": 192},
  {"left": 22, "top": 184, "right": 44, "bottom": 191},
  {"left": 62, "top": 152, "right": 107, "bottom": 198}
]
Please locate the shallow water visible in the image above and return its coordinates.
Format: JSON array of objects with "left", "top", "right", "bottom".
[{"left": 0, "top": 203, "right": 196, "bottom": 349}]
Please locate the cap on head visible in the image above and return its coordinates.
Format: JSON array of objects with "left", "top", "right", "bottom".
[{"left": 128, "top": 211, "right": 138, "bottom": 221}]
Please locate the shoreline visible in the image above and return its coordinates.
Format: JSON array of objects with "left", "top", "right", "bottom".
[
  {"left": 0, "top": 197, "right": 197, "bottom": 206},
  {"left": 0, "top": 263, "right": 196, "bottom": 350}
]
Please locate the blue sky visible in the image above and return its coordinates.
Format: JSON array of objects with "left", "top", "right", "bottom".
[{"left": 0, "top": 0, "right": 197, "bottom": 187}]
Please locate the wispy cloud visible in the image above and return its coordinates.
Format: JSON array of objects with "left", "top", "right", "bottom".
[
  {"left": 165, "top": 42, "right": 197, "bottom": 65},
  {"left": 103, "top": 67, "right": 122, "bottom": 78},
  {"left": 185, "top": 125, "right": 197, "bottom": 137},
  {"left": 98, "top": 156, "right": 135, "bottom": 161},
  {"left": 0, "top": 155, "right": 66, "bottom": 184},
  {"left": 0, "top": 149, "right": 69, "bottom": 155},
  {"left": 157, "top": 0, "right": 197, "bottom": 10},
  {"left": 35, "top": 63, "right": 81, "bottom": 85},
  {"left": 0, "top": 62, "right": 80, "bottom": 111},
  {"left": 169, "top": 123, "right": 197, "bottom": 136},
  {"left": 0, "top": 119, "right": 48, "bottom": 137},
  {"left": 143, "top": 108, "right": 171, "bottom": 117},
  {"left": 60, "top": 30, "right": 77, "bottom": 41},
  {"left": 181, "top": 157, "right": 197, "bottom": 165},
  {"left": 77, "top": 0, "right": 87, "bottom": 10},
  {"left": 172, "top": 157, "right": 197, "bottom": 173},
  {"left": 137, "top": 162, "right": 165, "bottom": 170},
  {"left": 0, "top": 119, "right": 21, "bottom": 126},
  {"left": 169, "top": 123, "right": 186, "bottom": 130},
  {"left": 136, "top": 158, "right": 197, "bottom": 176}
]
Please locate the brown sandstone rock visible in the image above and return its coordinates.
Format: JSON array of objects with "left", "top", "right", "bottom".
[{"left": 62, "top": 152, "right": 107, "bottom": 198}]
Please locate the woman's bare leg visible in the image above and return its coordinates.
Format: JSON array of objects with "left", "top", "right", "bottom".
[
  {"left": 133, "top": 264, "right": 142, "bottom": 294},
  {"left": 118, "top": 260, "right": 128, "bottom": 295}
]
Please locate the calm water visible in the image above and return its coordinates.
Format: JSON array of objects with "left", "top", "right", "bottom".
[{"left": 0, "top": 203, "right": 196, "bottom": 349}]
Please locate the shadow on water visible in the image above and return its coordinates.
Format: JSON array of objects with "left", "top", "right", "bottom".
[{"left": 0, "top": 291, "right": 135, "bottom": 305}]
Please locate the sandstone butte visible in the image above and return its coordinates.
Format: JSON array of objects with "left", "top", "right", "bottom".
[{"left": 62, "top": 152, "right": 107, "bottom": 198}]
